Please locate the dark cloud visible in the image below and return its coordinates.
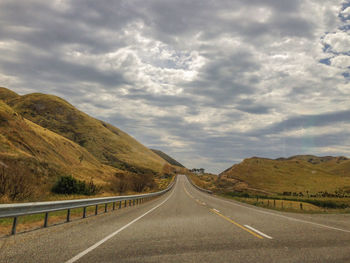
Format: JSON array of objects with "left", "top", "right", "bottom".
[{"left": 250, "top": 110, "right": 350, "bottom": 136}]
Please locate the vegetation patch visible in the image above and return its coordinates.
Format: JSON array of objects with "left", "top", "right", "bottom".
[{"left": 52, "top": 175, "right": 100, "bottom": 195}]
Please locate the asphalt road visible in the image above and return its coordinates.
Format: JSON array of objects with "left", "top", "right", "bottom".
[{"left": 1, "top": 174, "right": 350, "bottom": 262}]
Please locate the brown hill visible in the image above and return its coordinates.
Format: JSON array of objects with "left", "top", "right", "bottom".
[
  {"left": 0, "top": 99, "right": 120, "bottom": 200},
  {"left": 151, "top": 149, "right": 185, "bottom": 168},
  {"left": 219, "top": 155, "right": 350, "bottom": 194},
  {"left": 0, "top": 87, "right": 167, "bottom": 175}
]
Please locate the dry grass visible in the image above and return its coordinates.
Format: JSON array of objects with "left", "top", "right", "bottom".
[
  {"left": 220, "top": 156, "right": 350, "bottom": 194},
  {"left": 0, "top": 201, "right": 137, "bottom": 236},
  {"left": 4, "top": 90, "right": 166, "bottom": 174},
  {"left": 0, "top": 88, "right": 178, "bottom": 202},
  {"left": 233, "top": 197, "right": 323, "bottom": 212}
]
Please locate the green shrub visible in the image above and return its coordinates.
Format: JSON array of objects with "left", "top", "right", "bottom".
[{"left": 52, "top": 175, "right": 100, "bottom": 195}]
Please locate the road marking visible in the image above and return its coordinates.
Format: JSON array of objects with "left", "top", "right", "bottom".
[
  {"left": 244, "top": 225, "right": 273, "bottom": 239},
  {"left": 200, "top": 192, "right": 350, "bottom": 234},
  {"left": 210, "top": 209, "right": 264, "bottom": 239},
  {"left": 183, "top": 185, "right": 195, "bottom": 199},
  {"left": 183, "top": 184, "right": 207, "bottom": 206},
  {"left": 65, "top": 190, "right": 175, "bottom": 263}
]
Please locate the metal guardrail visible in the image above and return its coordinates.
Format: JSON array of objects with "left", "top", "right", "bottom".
[
  {"left": 186, "top": 175, "right": 213, "bottom": 194},
  {"left": 0, "top": 178, "right": 176, "bottom": 235}
]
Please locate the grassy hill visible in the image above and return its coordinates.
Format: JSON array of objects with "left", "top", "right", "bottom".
[
  {"left": 151, "top": 149, "right": 184, "bottom": 168},
  {"left": 0, "top": 87, "right": 173, "bottom": 202},
  {"left": 0, "top": 99, "right": 121, "bottom": 201},
  {"left": 219, "top": 155, "right": 350, "bottom": 195},
  {"left": 0, "top": 88, "right": 167, "bottom": 175}
]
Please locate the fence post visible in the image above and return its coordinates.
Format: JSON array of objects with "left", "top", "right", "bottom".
[
  {"left": 119, "top": 201, "right": 122, "bottom": 209},
  {"left": 66, "top": 209, "right": 71, "bottom": 222},
  {"left": 300, "top": 203, "right": 303, "bottom": 210},
  {"left": 268, "top": 200, "right": 270, "bottom": 206},
  {"left": 83, "top": 207, "right": 87, "bottom": 218},
  {"left": 104, "top": 203, "right": 108, "bottom": 213},
  {"left": 95, "top": 205, "right": 98, "bottom": 215},
  {"left": 11, "top": 217, "right": 18, "bottom": 235},
  {"left": 274, "top": 199, "right": 276, "bottom": 207},
  {"left": 44, "top": 212, "right": 49, "bottom": 227}
]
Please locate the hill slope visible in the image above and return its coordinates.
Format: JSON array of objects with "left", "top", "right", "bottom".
[
  {"left": 151, "top": 149, "right": 185, "bottom": 168},
  {"left": 0, "top": 99, "right": 120, "bottom": 200},
  {"left": 0, "top": 87, "right": 167, "bottom": 175},
  {"left": 219, "top": 155, "right": 350, "bottom": 194}
]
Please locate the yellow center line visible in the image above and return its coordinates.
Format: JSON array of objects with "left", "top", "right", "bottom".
[
  {"left": 210, "top": 209, "right": 264, "bottom": 239},
  {"left": 183, "top": 183, "right": 194, "bottom": 199},
  {"left": 183, "top": 184, "right": 206, "bottom": 205},
  {"left": 183, "top": 180, "right": 264, "bottom": 240}
]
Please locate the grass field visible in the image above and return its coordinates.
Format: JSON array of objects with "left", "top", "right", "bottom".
[{"left": 223, "top": 194, "right": 350, "bottom": 214}]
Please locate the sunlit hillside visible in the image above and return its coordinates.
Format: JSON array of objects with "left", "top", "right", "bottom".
[
  {"left": 0, "top": 87, "right": 167, "bottom": 175},
  {"left": 219, "top": 156, "right": 350, "bottom": 194}
]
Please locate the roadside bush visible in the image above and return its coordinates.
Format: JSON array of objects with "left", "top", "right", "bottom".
[
  {"left": 110, "top": 173, "right": 129, "bottom": 194},
  {"left": 131, "top": 174, "right": 154, "bottom": 192},
  {"left": 110, "top": 172, "right": 156, "bottom": 193},
  {"left": 0, "top": 164, "right": 35, "bottom": 201},
  {"left": 51, "top": 175, "right": 100, "bottom": 195},
  {"left": 226, "top": 192, "right": 251, "bottom": 198}
]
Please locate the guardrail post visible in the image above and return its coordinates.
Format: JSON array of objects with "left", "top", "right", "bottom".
[
  {"left": 95, "top": 205, "right": 98, "bottom": 215},
  {"left": 300, "top": 203, "right": 303, "bottom": 210},
  {"left": 104, "top": 203, "right": 108, "bottom": 213},
  {"left": 119, "top": 201, "right": 122, "bottom": 209},
  {"left": 44, "top": 212, "right": 49, "bottom": 227},
  {"left": 113, "top": 202, "right": 116, "bottom": 210},
  {"left": 133, "top": 199, "right": 135, "bottom": 206},
  {"left": 66, "top": 209, "right": 71, "bottom": 222},
  {"left": 124, "top": 200, "right": 127, "bottom": 207},
  {"left": 83, "top": 207, "right": 87, "bottom": 218},
  {"left": 274, "top": 199, "right": 276, "bottom": 207},
  {"left": 129, "top": 200, "right": 131, "bottom": 206},
  {"left": 11, "top": 217, "right": 18, "bottom": 235}
]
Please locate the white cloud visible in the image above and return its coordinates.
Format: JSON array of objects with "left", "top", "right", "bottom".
[
  {"left": 331, "top": 55, "right": 350, "bottom": 68},
  {"left": 323, "top": 31, "right": 350, "bottom": 53}
]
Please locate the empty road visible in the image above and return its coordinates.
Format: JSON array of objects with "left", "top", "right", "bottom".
[{"left": 1, "top": 175, "right": 350, "bottom": 262}]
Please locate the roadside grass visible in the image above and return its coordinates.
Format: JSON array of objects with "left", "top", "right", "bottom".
[
  {"left": 0, "top": 201, "right": 135, "bottom": 236},
  {"left": 223, "top": 194, "right": 350, "bottom": 214}
]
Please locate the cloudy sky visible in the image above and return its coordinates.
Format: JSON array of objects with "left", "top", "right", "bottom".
[{"left": 0, "top": 0, "right": 350, "bottom": 173}]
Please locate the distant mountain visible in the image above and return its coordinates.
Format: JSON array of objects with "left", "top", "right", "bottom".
[
  {"left": 151, "top": 149, "right": 185, "bottom": 168},
  {"left": 219, "top": 155, "right": 350, "bottom": 194}
]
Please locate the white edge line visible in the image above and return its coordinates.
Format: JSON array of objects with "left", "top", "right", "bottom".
[
  {"left": 244, "top": 225, "right": 273, "bottom": 239},
  {"left": 191, "top": 185, "right": 350, "bottom": 234},
  {"left": 65, "top": 189, "right": 175, "bottom": 263}
]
